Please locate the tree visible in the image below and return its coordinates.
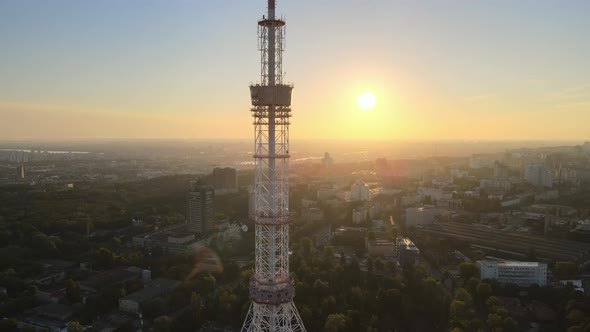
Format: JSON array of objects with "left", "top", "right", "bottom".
[
  {"left": 386, "top": 260, "right": 397, "bottom": 274},
  {"left": 196, "top": 274, "right": 217, "bottom": 295},
  {"left": 503, "top": 317, "right": 518, "bottom": 332},
  {"left": 0, "top": 318, "right": 17, "bottom": 332},
  {"left": 454, "top": 288, "right": 473, "bottom": 306},
  {"left": 374, "top": 257, "right": 384, "bottom": 271},
  {"left": 449, "top": 300, "right": 470, "bottom": 328},
  {"left": 487, "top": 313, "right": 504, "bottom": 332},
  {"left": 325, "top": 313, "right": 349, "bottom": 332},
  {"left": 476, "top": 282, "right": 492, "bottom": 303},
  {"left": 111, "top": 236, "right": 122, "bottom": 247},
  {"left": 567, "top": 309, "right": 587, "bottom": 326},
  {"left": 93, "top": 247, "right": 117, "bottom": 269},
  {"left": 526, "top": 246, "right": 537, "bottom": 261},
  {"left": 555, "top": 261, "right": 578, "bottom": 280},
  {"left": 67, "top": 321, "right": 84, "bottom": 332},
  {"left": 21, "top": 325, "right": 36, "bottom": 332},
  {"left": 486, "top": 296, "right": 501, "bottom": 312},
  {"left": 313, "top": 279, "right": 330, "bottom": 298},
  {"left": 66, "top": 279, "right": 81, "bottom": 303},
  {"left": 458, "top": 263, "right": 479, "bottom": 283},
  {"left": 441, "top": 268, "right": 450, "bottom": 284},
  {"left": 300, "top": 237, "right": 315, "bottom": 257},
  {"left": 190, "top": 292, "right": 202, "bottom": 322},
  {"left": 154, "top": 315, "right": 172, "bottom": 332}
]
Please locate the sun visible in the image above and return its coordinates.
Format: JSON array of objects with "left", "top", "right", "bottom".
[{"left": 357, "top": 92, "right": 376, "bottom": 110}]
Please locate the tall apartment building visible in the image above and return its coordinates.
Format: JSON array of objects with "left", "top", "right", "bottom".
[
  {"left": 524, "top": 165, "right": 554, "bottom": 188},
  {"left": 187, "top": 180, "right": 214, "bottom": 235},
  {"left": 322, "top": 152, "right": 334, "bottom": 170},
  {"left": 477, "top": 260, "right": 547, "bottom": 287},
  {"left": 211, "top": 167, "right": 238, "bottom": 194},
  {"left": 351, "top": 180, "right": 370, "bottom": 201},
  {"left": 493, "top": 161, "right": 509, "bottom": 180}
]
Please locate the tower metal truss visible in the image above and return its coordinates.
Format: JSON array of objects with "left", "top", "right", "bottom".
[{"left": 241, "top": 1, "right": 306, "bottom": 331}]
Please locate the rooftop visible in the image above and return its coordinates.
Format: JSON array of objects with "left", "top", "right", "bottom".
[
  {"left": 479, "top": 260, "right": 542, "bottom": 268},
  {"left": 80, "top": 267, "right": 140, "bottom": 291},
  {"left": 120, "top": 278, "right": 179, "bottom": 304}
]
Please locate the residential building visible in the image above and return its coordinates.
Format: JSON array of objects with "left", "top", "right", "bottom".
[
  {"left": 211, "top": 167, "right": 238, "bottom": 194},
  {"left": 469, "top": 155, "right": 494, "bottom": 169},
  {"left": 480, "top": 178, "right": 512, "bottom": 191},
  {"left": 350, "top": 180, "right": 370, "bottom": 201},
  {"left": 301, "top": 207, "right": 324, "bottom": 222},
  {"left": 352, "top": 208, "right": 368, "bottom": 224},
  {"left": 322, "top": 152, "right": 334, "bottom": 169},
  {"left": 494, "top": 161, "right": 509, "bottom": 180},
  {"left": 524, "top": 165, "right": 554, "bottom": 188},
  {"left": 417, "top": 187, "right": 453, "bottom": 202},
  {"left": 188, "top": 180, "right": 215, "bottom": 235}
]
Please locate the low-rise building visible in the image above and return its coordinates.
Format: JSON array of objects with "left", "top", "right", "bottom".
[
  {"left": 301, "top": 207, "right": 324, "bottom": 222},
  {"left": 80, "top": 267, "right": 141, "bottom": 293},
  {"left": 133, "top": 223, "right": 209, "bottom": 253},
  {"left": 418, "top": 187, "right": 453, "bottom": 202},
  {"left": 398, "top": 238, "right": 419, "bottom": 265},
  {"left": 405, "top": 206, "right": 435, "bottom": 227},
  {"left": 367, "top": 239, "right": 396, "bottom": 257},
  {"left": 18, "top": 303, "right": 74, "bottom": 332},
  {"left": 480, "top": 178, "right": 512, "bottom": 191},
  {"left": 119, "top": 278, "right": 180, "bottom": 315},
  {"left": 477, "top": 260, "right": 547, "bottom": 287}
]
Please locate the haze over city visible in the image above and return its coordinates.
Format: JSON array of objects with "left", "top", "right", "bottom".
[{"left": 1, "top": 0, "right": 589, "bottom": 141}]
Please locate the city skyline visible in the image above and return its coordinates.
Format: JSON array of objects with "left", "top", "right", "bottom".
[{"left": 1, "top": 0, "right": 589, "bottom": 141}]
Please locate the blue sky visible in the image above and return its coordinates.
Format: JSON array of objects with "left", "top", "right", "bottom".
[{"left": 0, "top": 0, "right": 589, "bottom": 140}]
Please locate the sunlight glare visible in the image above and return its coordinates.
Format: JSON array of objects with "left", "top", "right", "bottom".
[{"left": 357, "top": 92, "right": 376, "bottom": 110}]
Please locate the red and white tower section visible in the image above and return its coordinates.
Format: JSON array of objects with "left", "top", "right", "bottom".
[{"left": 242, "top": 1, "right": 306, "bottom": 331}]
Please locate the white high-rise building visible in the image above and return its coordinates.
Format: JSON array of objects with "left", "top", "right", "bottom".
[
  {"left": 477, "top": 260, "right": 547, "bottom": 287},
  {"left": 524, "top": 165, "right": 553, "bottom": 188},
  {"left": 351, "top": 180, "right": 370, "bottom": 201}
]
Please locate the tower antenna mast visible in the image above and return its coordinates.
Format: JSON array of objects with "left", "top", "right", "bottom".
[{"left": 241, "top": 1, "right": 306, "bottom": 331}]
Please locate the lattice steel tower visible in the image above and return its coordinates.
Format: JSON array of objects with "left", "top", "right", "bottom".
[{"left": 241, "top": 1, "right": 306, "bottom": 331}]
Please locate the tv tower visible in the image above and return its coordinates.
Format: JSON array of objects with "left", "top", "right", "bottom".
[{"left": 241, "top": 1, "right": 306, "bottom": 331}]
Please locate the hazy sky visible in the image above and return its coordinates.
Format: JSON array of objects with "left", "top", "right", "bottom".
[{"left": 1, "top": 0, "right": 589, "bottom": 141}]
